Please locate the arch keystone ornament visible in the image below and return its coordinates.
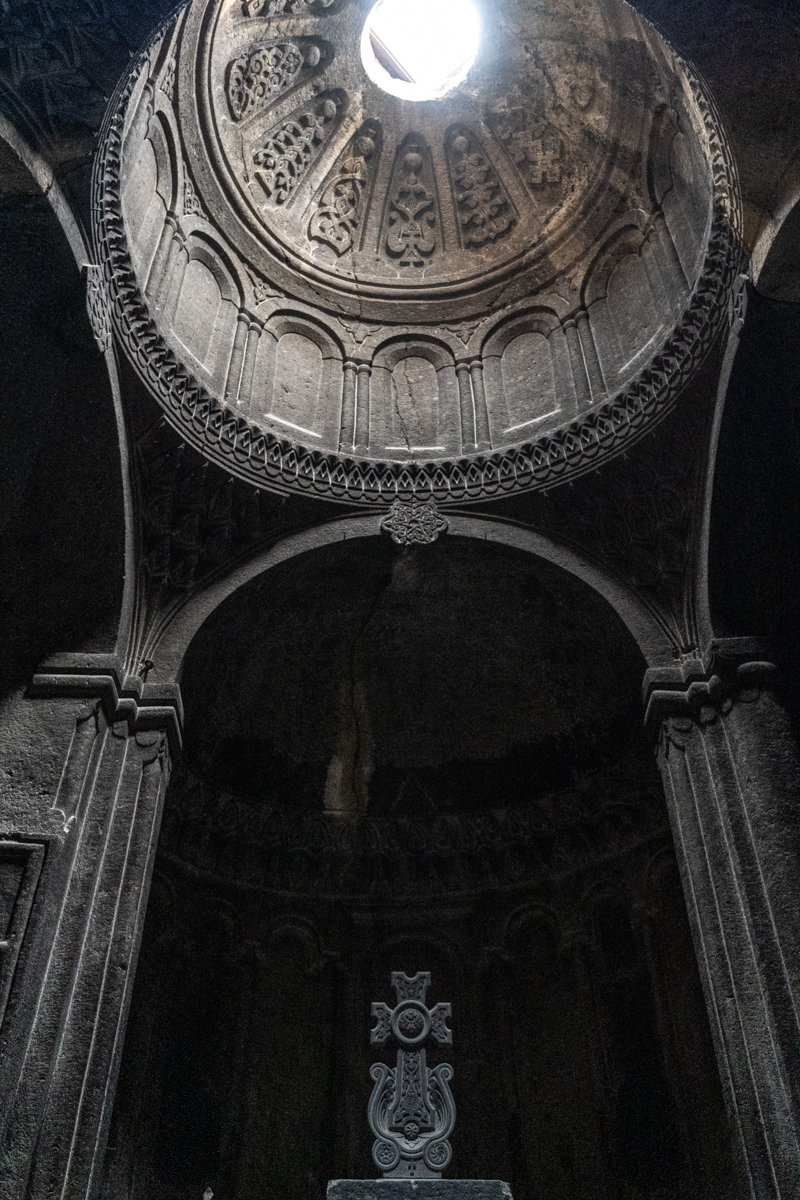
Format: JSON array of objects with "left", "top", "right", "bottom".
[{"left": 380, "top": 497, "right": 448, "bottom": 545}]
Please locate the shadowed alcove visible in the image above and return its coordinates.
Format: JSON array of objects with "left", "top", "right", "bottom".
[{"left": 103, "top": 536, "right": 733, "bottom": 1200}]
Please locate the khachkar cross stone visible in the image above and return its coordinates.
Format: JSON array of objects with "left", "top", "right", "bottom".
[
  {"left": 326, "top": 971, "right": 513, "bottom": 1200},
  {"left": 369, "top": 972, "right": 455, "bottom": 1178}
]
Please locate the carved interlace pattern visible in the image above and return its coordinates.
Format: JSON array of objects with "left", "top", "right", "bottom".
[
  {"left": 160, "top": 56, "right": 176, "bottom": 102},
  {"left": 253, "top": 97, "right": 339, "bottom": 205},
  {"left": 246, "top": 265, "right": 285, "bottom": 305},
  {"left": 309, "top": 133, "right": 376, "bottom": 255},
  {"left": 386, "top": 149, "right": 436, "bottom": 267},
  {"left": 380, "top": 498, "right": 448, "bottom": 546},
  {"left": 369, "top": 974, "right": 455, "bottom": 1178},
  {"left": 226, "top": 41, "right": 318, "bottom": 122},
  {"left": 243, "top": 0, "right": 334, "bottom": 16},
  {"left": 184, "top": 176, "right": 204, "bottom": 218},
  {"left": 85, "top": 264, "right": 111, "bottom": 353},
  {"left": 447, "top": 131, "right": 514, "bottom": 245},
  {"left": 94, "top": 15, "right": 743, "bottom": 506}
]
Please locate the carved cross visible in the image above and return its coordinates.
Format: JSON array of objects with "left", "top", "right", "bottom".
[
  {"left": 510, "top": 132, "right": 563, "bottom": 184},
  {"left": 368, "top": 972, "right": 456, "bottom": 1178}
]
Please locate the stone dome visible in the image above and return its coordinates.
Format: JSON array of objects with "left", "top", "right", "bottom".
[{"left": 95, "top": 0, "right": 740, "bottom": 503}]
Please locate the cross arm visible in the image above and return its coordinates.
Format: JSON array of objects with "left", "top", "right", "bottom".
[
  {"left": 371, "top": 1001, "right": 393, "bottom": 1044},
  {"left": 429, "top": 1002, "right": 452, "bottom": 1044}
]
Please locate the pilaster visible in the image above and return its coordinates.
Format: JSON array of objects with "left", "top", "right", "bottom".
[
  {"left": 0, "top": 661, "right": 180, "bottom": 1200},
  {"left": 645, "top": 639, "right": 800, "bottom": 1199}
]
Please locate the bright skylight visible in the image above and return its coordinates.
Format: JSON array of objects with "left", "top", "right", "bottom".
[{"left": 361, "top": 0, "right": 481, "bottom": 101}]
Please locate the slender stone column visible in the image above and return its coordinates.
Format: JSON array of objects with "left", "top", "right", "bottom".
[
  {"left": 455, "top": 362, "right": 476, "bottom": 453},
  {"left": 239, "top": 318, "right": 262, "bottom": 411},
  {"left": 0, "top": 666, "right": 179, "bottom": 1200},
  {"left": 564, "top": 318, "right": 592, "bottom": 409},
  {"left": 468, "top": 361, "right": 491, "bottom": 452},
  {"left": 340, "top": 359, "right": 358, "bottom": 453},
  {"left": 355, "top": 364, "right": 371, "bottom": 454},
  {"left": 224, "top": 311, "right": 251, "bottom": 403},
  {"left": 645, "top": 639, "right": 800, "bottom": 1199},
  {"left": 575, "top": 310, "right": 606, "bottom": 402}
]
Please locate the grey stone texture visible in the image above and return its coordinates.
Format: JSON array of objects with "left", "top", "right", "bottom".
[
  {"left": 0, "top": 1, "right": 800, "bottom": 1200},
  {"left": 327, "top": 1181, "right": 512, "bottom": 1200},
  {"left": 99, "top": 0, "right": 737, "bottom": 502}
]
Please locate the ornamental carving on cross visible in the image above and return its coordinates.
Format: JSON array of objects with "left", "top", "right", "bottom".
[{"left": 368, "top": 972, "right": 456, "bottom": 1178}]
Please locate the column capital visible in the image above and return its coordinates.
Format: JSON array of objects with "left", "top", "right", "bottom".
[
  {"left": 29, "top": 654, "right": 183, "bottom": 748},
  {"left": 643, "top": 637, "right": 778, "bottom": 731}
]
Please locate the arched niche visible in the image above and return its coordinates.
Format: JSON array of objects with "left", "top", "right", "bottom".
[
  {"left": 109, "top": 529, "right": 732, "bottom": 1199},
  {"left": 0, "top": 126, "right": 127, "bottom": 698},
  {"left": 124, "top": 112, "right": 179, "bottom": 281},
  {"left": 170, "top": 236, "right": 241, "bottom": 388},
  {"left": 584, "top": 228, "right": 667, "bottom": 388},
  {"left": 122, "top": 108, "right": 180, "bottom": 289},
  {"left": 253, "top": 313, "right": 343, "bottom": 445},
  {"left": 370, "top": 340, "right": 459, "bottom": 458},
  {"left": 482, "top": 311, "right": 569, "bottom": 440},
  {"left": 662, "top": 128, "right": 712, "bottom": 283}
]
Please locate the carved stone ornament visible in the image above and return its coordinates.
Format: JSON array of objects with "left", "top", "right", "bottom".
[
  {"left": 93, "top": 0, "right": 742, "bottom": 505},
  {"left": 369, "top": 973, "right": 456, "bottom": 1178},
  {"left": 226, "top": 40, "right": 321, "bottom": 122},
  {"left": 309, "top": 128, "right": 379, "bottom": 256},
  {"left": 446, "top": 129, "right": 514, "bottom": 246},
  {"left": 380, "top": 498, "right": 448, "bottom": 546},
  {"left": 252, "top": 95, "right": 341, "bottom": 205},
  {"left": 184, "top": 174, "right": 205, "bottom": 218},
  {"left": 84, "top": 264, "right": 111, "bottom": 353},
  {"left": 243, "top": 0, "right": 334, "bottom": 16},
  {"left": 386, "top": 146, "right": 437, "bottom": 267}
]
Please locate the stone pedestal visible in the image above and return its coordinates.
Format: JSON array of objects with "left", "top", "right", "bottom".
[
  {"left": 328, "top": 1182, "right": 512, "bottom": 1200},
  {"left": 646, "top": 639, "right": 800, "bottom": 1200}
]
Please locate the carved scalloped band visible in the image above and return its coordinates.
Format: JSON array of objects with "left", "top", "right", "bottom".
[{"left": 93, "top": 14, "right": 743, "bottom": 507}]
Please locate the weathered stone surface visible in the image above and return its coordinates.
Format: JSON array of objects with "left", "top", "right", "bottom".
[
  {"left": 327, "top": 1180, "right": 512, "bottom": 1200},
  {"left": 93, "top": 0, "right": 741, "bottom": 503},
  {"left": 2, "top": 4, "right": 800, "bottom": 1200}
]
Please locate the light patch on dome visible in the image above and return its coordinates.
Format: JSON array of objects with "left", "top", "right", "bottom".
[{"left": 361, "top": 0, "right": 481, "bottom": 101}]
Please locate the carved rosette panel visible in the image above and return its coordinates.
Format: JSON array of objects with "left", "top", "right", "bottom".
[
  {"left": 93, "top": 0, "right": 742, "bottom": 505},
  {"left": 308, "top": 121, "right": 382, "bottom": 255},
  {"left": 445, "top": 127, "right": 515, "bottom": 247},
  {"left": 226, "top": 39, "right": 323, "bottom": 122},
  {"left": 383, "top": 137, "right": 439, "bottom": 269},
  {"left": 250, "top": 91, "right": 344, "bottom": 205}
]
